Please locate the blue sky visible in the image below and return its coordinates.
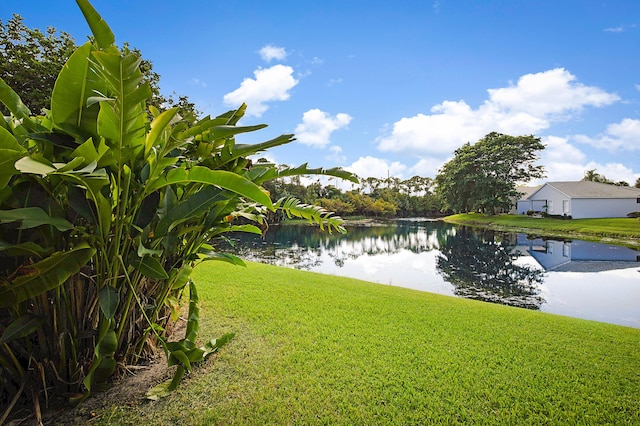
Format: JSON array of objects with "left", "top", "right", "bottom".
[{"left": 5, "top": 0, "right": 640, "bottom": 185}]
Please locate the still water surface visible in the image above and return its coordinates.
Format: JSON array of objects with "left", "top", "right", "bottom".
[{"left": 218, "top": 220, "right": 640, "bottom": 328}]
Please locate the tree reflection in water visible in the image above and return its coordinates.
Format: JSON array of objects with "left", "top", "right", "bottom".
[
  {"left": 216, "top": 221, "right": 546, "bottom": 310},
  {"left": 435, "top": 227, "right": 546, "bottom": 309},
  {"left": 218, "top": 221, "right": 452, "bottom": 269}
]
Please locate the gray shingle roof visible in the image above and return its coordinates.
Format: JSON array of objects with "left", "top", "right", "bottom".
[
  {"left": 538, "top": 181, "right": 640, "bottom": 199},
  {"left": 516, "top": 185, "right": 542, "bottom": 198}
]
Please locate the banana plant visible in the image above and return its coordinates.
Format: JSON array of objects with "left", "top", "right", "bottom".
[{"left": 0, "top": 0, "right": 357, "bottom": 417}]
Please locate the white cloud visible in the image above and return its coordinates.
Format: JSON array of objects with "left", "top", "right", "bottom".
[
  {"left": 346, "top": 156, "right": 407, "bottom": 180},
  {"left": 295, "top": 109, "right": 352, "bottom": 148},
  {"left": 544, "top": 160, "right": 637, "bottom": 185},
  {"left": 487, "top": 68, "right": 619, "bottom": 116},
  {"left": 605, "top": 25, "right": 625, "bottom": 33},
  {"left": 326, "top": 146, "right": 346, "bottom": 163},
  {"left": 259, "top": 44, "right": 287, "bottom": 62},
  {"left": 584, "top": 162, "right": 637, "bottom": 184},
  {"left": 248, "top": 152, "right": 278, "bottom": 165},
  {"left": 377, "top": 68, "right": 620, "bottom": 157},
  {"left": 531, "top": 135, "right": 638, "bottom": 184},
  {"left": 604, "top": 24, "right": 635, "bottom": 33},
  {"left": 409, "top": 157, "right": 447, "bottom": 177},
  {"left": 542, "top": 135, "right": 586, "bottom": 164},
  {"left": 223, "top": 65, "right": 298, "bottom": 117},
  {"left": 191, "top": 78, "right": 207, "bottom": 87},
  {"left": 574, "top": 118, "right": 640, "bottom": 151}
]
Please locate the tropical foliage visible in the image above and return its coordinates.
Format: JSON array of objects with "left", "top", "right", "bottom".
[
  {"left": 263, "top": 174, "right": 443, "bottom": 218},
  {"left": 0, "top": 14, "right": 75, "bottom": 115},
  {"left": 0, "top": 0, "right": 355, "bottom": 421},
  {"left": 581, "top": 168, "right": 630, "bottom": 187},
  {"left": 435, "top": 132, "right": 546, "bottom": 214},
  {"left": 0, "top": 13, "right": 198, "bottom": 119}
]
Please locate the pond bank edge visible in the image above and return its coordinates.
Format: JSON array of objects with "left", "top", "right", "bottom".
[{"left": 443, "top": 215, "right": 640, "bottom": 249}]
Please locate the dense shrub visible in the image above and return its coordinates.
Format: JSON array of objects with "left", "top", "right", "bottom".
[
  {"left": 541, "top": 212, "right": 572, "bottom": 220},
  {"left": 0, "top": 0, "right": 355, "bottom": 421}
]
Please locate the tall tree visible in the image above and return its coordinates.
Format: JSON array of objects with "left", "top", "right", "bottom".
[
  {"left": 582, "top": 169, "right": 630, "bottom": 186},
  {"left": 0, "top": 14, "right": 76, "bottom": 114},
  {"left": 435, "top": 132, "right": 546, "bottom": 214},
  {"left": 0, "top": 15, "right": 198, "bottom": 118},
  {"left": 582, "top": 169, "right": 608, "bottom": 183}
]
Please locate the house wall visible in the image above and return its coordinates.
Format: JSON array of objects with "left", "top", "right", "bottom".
[
  {"left": 526, "top": 185, "right": 571, "bottom": 215},
  {"left": 516, "top": 200, "right": 547, "bottom": 214},
  {"left": 571, "top": 198, "right": 639, "bottom": 219}
]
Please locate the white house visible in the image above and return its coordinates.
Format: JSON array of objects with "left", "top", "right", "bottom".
[
  {"left": 511, "top": 185, "right": 541, "bottom": 214},
  {"left": 516, "top": 181, "right": 640, "bottom": 219}
]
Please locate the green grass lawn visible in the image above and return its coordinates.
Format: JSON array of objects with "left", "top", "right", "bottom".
[
  {"left": 95, "top": 261, "right": 640, "bottom": 425},
  {"left": 445, "top": 213, "right": 640, "bottom": 247}
]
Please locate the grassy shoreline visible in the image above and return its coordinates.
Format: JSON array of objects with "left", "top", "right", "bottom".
[
  {"left": 93, "top": 261, "right": 640, "bottom": 425},
  {"left": 443, "top": 213, "right": 640, "bottom": 248}
]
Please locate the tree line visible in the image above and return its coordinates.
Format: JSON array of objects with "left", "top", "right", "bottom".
[{"left": 262, "top": 171, "right": 444, "bottom": 218}]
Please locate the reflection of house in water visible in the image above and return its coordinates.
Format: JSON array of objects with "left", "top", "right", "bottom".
[{"left": 517, "top": 235, "right": 640, "bottom": 272}]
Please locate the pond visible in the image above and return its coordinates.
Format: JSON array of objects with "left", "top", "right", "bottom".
[{"left": 215, "top": 219, "right": 640, "bottom": 328}]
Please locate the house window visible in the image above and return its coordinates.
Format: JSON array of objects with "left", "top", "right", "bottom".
[{"left": 637, "top": 197, "right": 640, "bottom": 204}]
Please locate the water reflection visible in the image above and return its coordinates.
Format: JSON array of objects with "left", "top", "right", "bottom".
[
  {"left": 517, "top": 235, "right": 640, "bottom": 272},
  {"left": 436, "top": 227, "right": 546, "bottom": 309},
  {"left": 216, "top": 220, "right": 640, "bottom": 327}
]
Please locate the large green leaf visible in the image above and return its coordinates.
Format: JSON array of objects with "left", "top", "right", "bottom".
[
  {"left": 58, "top": 170, "right": 112, "bottom": 238},
  {"left": 0, "top": 77, "right": 41, "bottom": 133},
  {"left": 97, "top": 286, "right": 120, "bottom": 319},
  {"left": 133, "top": 192, "right": 160, "bottom": 231},
  {"left": 0, "top": 314, "right": 46, "bottom": 345},
  {"left": 184, "top": 123, "right": 268, "bottom": 143},
  {"left": 0, "top": 241, "right": 50, "bottom": 258},
  {"left": 202, "top": 333, "right": 235, "bottom": 358},
  {"left": 146, "top": 166, "right": 273, "bottom": 209},
  {"left": 51, "top": 43, "right": 102, "bottom": 141},
  {"left": 207, "top": 134, "right": 295, "bottom": 169},
  {"left": 154, "top": 186, "right": 227, "bottom": 238},
  {"left": 246, "top": 162, "right": 359, "bottom": 185},
  {"left": 146, "top": 366, "right": 186, "bottom": 400},
  {"left": 275, "top": 197, "right": 347, "bottom": 234},
  {"left": 0, "top": 244, "right": 96, "bottom": 307},
  {"left": 0, "top": 207, "right": 74, "bottom": 231},
  {"left": 199, "top": 251, "right": 246, "bottom": 267},
  {"left": 146, "top": 107, "right": 179, "bottom": 155},
  {"left": 14, "top": 156, "right": 56, "bottom": 175},
  {"left": 0, "top": 125, "right": 27, "bottom": 152},
  {"left": 71, "top": 137, "right": 116, "bottom": 168},
  {"left": 75, "top": 0, "right": 116, "bottom": 49},
  {"left": 209, "top": 224, "right": 263, "bottom": 237},
  {"left": 0, "top": 149, "right": 25, "bottom": 189},
  {"left": 129, "top": 255, "right": 169, "bottom": 280},
  {"left": 168, "top": 265, "right": 193, "bottom": 290},
  {"left": 91, "top": 50, "right": 151, "bottom": 154}
]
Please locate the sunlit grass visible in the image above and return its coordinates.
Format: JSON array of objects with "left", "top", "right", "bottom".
[
  {"left": 445, "top": 213, "right": 640, "bottom": 246},
  {"left": 95, "top": 261, "right": 640, "bottom": 425}
]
